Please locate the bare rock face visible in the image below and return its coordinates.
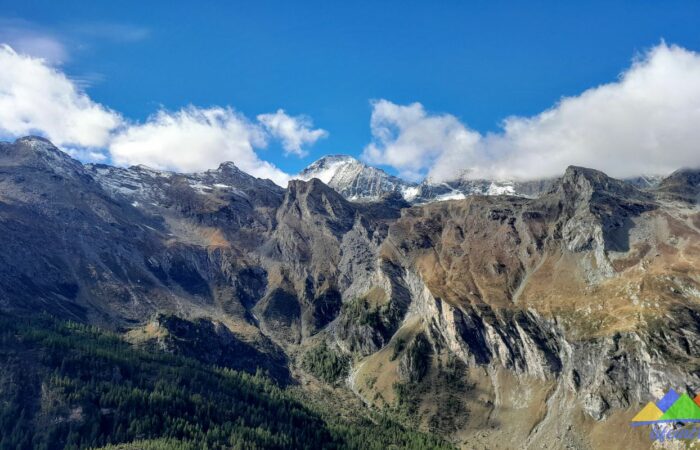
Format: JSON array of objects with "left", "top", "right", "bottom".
[
  {"left": 2, "top": 137, "right": 699, "bottom": 449},
  {"left": 656, "top": 167, "right": 700, "bottom": 203},
  {"left": 257, "top": 178, "right": 406, "bottom": 343},
  {"left": 0, "top": 137, "right": 165, "bottom": 321},
  {"left": 344, "top": 164, "right": 699, "bottom": 448},
  {"left": 397, "top": 332, "right": 432, "bottom": 383},
  {"left": 545, "top": 166, "right": 657, "bottom": 282}
]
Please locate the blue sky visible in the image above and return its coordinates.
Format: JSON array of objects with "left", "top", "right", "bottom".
[{"left": 1, "top": 1, "right": 700, "bottom": 183}]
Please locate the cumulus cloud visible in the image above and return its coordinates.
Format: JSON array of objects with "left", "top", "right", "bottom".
[
  {"left": 257, "top": 109, "right": 328, "bottom": 157},
  {"left": 110, "top": 107, "right": 290, "bottom": 185},
  {"left": 112, "top": 109, "right": 326, "bottom": 184},
  {"left": 364, "top": 43, "right": 700, "bottom": 182},
  {"left": 0, "top": 45, "right": 122, "bottom": 148},
  {"left": 0, "top": 45, "right": 330, "bottom": 186},
  {"left": 362, "top": 100, "right": 480, "bottom": 181}
]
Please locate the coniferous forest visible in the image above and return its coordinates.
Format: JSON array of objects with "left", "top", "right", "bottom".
[{"left": 0, "top": 313, "right": 451, "bottom": 450}]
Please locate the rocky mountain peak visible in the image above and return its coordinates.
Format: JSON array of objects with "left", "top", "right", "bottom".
[
  {"left": 562, "top": 164, "right": 606, "bottom": 181},
  {"left": 14, "top": 135, "right": 55, "bottom": 147},
  {"left": 11, "top": 136, "right": 65, "bottom": 160},
  {"left": 557, "top": 165, "right": 649, "bottom": 202},
  {"left": 280, "top": 178, "right": 356, "bottom": 236},
  {"left": 298, "top": 154, "right": 358, "bottom": 179},
  {"left": 214, "top": 161, "right": 241, "bottom": 173},
  {"left": 657, "top": 167, "right": 700, "bottom": 203},
  {"left": 0, "top": 136, "right": 84, "bottom": 176},
  {"left": 205, "top": 161, "right": 282, "bottom": 193},
  {"left": 561, "top": 165, "right": 620, "bottom": 190},
  {"left": 285, "top": 177, "right": 353, "bottom": 212},
  {"left": 287, "top": 176, "right": 329, "bottom": 192},
  {"left": 297, "top": 154, "right": 415, "bottom": 201},
  {"left": 547, "top": 165, "right": 657, "bottom": 259}
]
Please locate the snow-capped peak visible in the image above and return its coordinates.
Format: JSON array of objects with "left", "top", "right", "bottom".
[
  {"left": 296, "top": 155, "right": 415, "bottom": 201},
  {"left": 297, "top": 155, "right": 358, "bottom": 184}
]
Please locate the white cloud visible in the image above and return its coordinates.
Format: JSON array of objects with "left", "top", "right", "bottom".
[
  {"left": 257, "top": 109, "right": 327, "bottom": 157},
  {"left": 64, "top": 147, "right": 109, "bottom": 163},
  {"left": 0, "top": 45, "right": 333, "bottom": 186},
  {"left": 0, "top": 45, "right": 122, "bottom": 148},
  {"left": 4, "top": 37, "right": 698, "bottom": 187},
  {"left": 364, "top": 43, "right": 700, "bottom": 182},
  {"left": 0, "top": 18, "right": 68, "bottom": 64},
  {"left": 362, "top": 100, "right": 480, "bottom": 181},
  {"left": 109, "top": 107, "right": 291, "bottom": 185}
]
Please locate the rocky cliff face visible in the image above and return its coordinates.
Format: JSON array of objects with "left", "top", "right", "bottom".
[
  {"left": 344, "top": 165, "right": 700, "bottom": 448},
  {"left": 1, "top": 136, "right": 699, "bottom": 449},
  {"left": 656, "top": 167, "right": 700, "bottom": 203}
]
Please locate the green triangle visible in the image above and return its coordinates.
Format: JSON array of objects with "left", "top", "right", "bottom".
[{"left": 658, "top": 394, "right": 700, "bottom": 422}]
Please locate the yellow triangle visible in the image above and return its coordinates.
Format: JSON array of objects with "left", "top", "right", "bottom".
[{"left": 632, "top": 401, "right": 663, "bottom": 423}]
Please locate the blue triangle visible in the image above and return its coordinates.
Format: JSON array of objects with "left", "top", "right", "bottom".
[{"left": 656, "top": 389, "right": 680, "bottom": 413}]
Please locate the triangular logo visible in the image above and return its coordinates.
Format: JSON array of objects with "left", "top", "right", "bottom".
[
  {"left": 658, "top": 394, "right": 700, "bottom": 423},
  {"left": 631, "top": 401, "right": 663, "bottom": 426},
  {"left": 656, "top": 389, "right": 680, "bottom": 412}
]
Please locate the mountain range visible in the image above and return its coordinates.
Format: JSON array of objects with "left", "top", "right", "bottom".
[
  {"left": 295, "top": 154, "right": 557, "bottom": 202},
  {"left": 1, "top": 136, "right": 699, "bottom": 449}
]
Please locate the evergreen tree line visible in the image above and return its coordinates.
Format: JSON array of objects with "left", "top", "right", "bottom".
[{"left": 0, "top": 312, "right": 451, "bottom": 450}]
